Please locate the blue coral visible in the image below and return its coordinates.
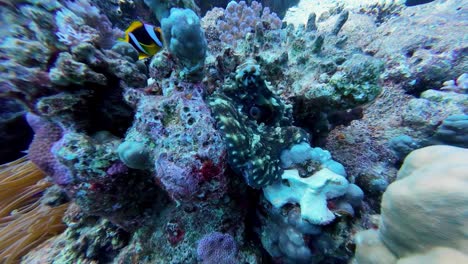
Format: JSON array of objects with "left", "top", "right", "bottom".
[{"left": 161, "top": 8, "right": 207, "bottom": 80}]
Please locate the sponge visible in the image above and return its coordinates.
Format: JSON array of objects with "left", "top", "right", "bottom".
[{"left": 161, "top": 8, "right": 207, "bottom": 80}]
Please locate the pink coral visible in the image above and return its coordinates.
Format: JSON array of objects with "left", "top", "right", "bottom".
[{"left": 26, "top": 114, "right": 71, "bottom": 185}]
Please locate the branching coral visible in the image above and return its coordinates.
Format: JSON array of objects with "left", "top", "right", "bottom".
[
  {"left": 0, "top": 157, "right": 68, "bottom": 264},
  {"left": 215, "top": 1, "right": 282, "bottom": 46}
]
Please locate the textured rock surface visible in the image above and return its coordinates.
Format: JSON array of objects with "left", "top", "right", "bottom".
[{"left": 354, "top": 145, "right": 468, "bottom": 263}]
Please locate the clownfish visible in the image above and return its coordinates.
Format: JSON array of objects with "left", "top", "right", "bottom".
[{"left": 119, "top": 21, "right": 164, "bottom": 60}]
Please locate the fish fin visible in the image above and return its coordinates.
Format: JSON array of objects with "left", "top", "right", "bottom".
[
  {"left": 126, "top": 21, "right": 143, "bottom": 34},
  {"left": 118, "top": 36, "right": 128, "bottom": 42},
  {"left": 140, "top": 42, "right": 161, "bottom": 56},
  {"left": 138, "top": 53, "right": 150, "bottom": 60}
]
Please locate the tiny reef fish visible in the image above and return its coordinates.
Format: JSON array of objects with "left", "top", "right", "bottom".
[
  {"left": 119, "top": 21, "right": 164, "bottom": 60},
  {"left": 405, "top": 0, "right": 436, "bottom": 6}
]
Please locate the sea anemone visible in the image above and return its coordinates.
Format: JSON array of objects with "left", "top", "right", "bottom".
[{"left": 0, "top": 156, "right": 68, "bottom": 264}]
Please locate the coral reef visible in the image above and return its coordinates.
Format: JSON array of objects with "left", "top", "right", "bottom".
[
  {"left": 357, "top": 1, "right": 468, "bottom": 95},
  {"left": 354, "top": 145, "right": 468, "bottom": 263},
  {"left": 0, "top": 0, "right": 145, "bottom": 134},
  {"left": 208, "top": 60, "right": 308, "bottom": 188},
  {"left": 202, "top": 1, "right": 385, "bottom": 143},
  {"left": 143, "top": 0, "right": 200, "bottom": 21},
  {"left": 0, "top": 0, "right": 466, "bottom": 263},
  {"left": 196, "top": 0, "right": 300, "bottom": 19},
  {"left": 122, "top": 79, "right": 226, "bottom": 201},
  {"left": 259, "top": 142, "right": 363, "bottom": 263},
  {"left": 52, "top": 131, "right": 162, "bottom": 230}
]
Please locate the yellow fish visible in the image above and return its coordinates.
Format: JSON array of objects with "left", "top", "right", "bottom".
[{"left": 119, "top": 21, "right": 164, "bottom": 60}]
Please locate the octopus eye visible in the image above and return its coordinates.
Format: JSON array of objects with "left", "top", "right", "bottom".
[{"left": 249, "top": 106, "right": 262, "bottom": 120}]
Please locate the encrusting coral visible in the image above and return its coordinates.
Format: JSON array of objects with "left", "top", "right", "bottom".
[{"left": 0, "top": 157, "right": 68, "bottom": 264}]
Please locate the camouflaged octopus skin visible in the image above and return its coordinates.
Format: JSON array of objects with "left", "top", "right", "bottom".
[{"left": 208, "top": 61, "right": 309, "bottom": 188}]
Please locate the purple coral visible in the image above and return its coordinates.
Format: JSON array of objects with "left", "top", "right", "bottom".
[
  {"left": 125, "top": 81, "right": 227, "bottom": 202},
  {"left": 27, "top": 114, "right": 71, "bottom": 185},
  {"left": 197, "top": 232, "right": 238, "bottom": 264},
  {"left": 216, "top": 1, "right": 282, "bottom": 45}
]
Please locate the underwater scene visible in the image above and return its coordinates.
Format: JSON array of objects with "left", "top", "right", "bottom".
[{"left": 0, "top": 0, "right": 467, "bottom": 263}]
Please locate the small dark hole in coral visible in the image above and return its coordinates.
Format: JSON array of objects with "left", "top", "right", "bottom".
[
  {"left": 405, "top": 49, "right": 415, "bottom": 57},
  {"left": 187, "top": 117, "right": 195, "bottom": 126},
  {"left": 281, "top": 179, "right": 290, "bottom": 187},
  {"left": 40, "top": 105, "right": 50, "bottom": 114},
  {"left": 183, "top": 106, "right": 190, "bottom": 112},
  {"left": 413, "top": 58, "right": 423, "bottom": 65}
]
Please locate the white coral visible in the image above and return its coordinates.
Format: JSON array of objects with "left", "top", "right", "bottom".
[{"left": 263, "top": 168, "right": 349, "bottom": 225}]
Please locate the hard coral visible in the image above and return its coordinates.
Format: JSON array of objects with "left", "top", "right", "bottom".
[
  {"left": 161, "top": 8, "right": 208, "bottom": 81},
  {"left": 52, "top": 131, "right": 160, "bottom": 230},
  {"left": 23, "top": 204, "right": 130, "bottom": 263},
  {"left": 26, "top": 114, "right": 71, "bottom": 186},
  {"left": 354, "top": 145, "right": 468, "bottom": 263},
  {"left": 0, "top": 0, "right": 143, "bottom": 134},
  {"left": 264, "top": 168, "right": 349, "bottom": 225},
  {"left": 215, "top": 1, "right": 282, "bottom": 46},
  {"left": 123, "top": 80, "right": 226, "bottom": 202}
]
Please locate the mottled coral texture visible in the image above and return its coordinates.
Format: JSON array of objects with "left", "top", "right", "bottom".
[
  {"left": 123, "top": 80, "right": 227, "bottom": 201},
  {"left": 0, "top": 0, "right": 144, "bottom": 134},
  {"left": 197, "top": 232, "right": 238, "bottom": 264},
  {"left": 26, "top": 114, "right": 70, "bottom": 185},
  {"left": 215, "top": 1, "right": 281, "bottom": 45}
]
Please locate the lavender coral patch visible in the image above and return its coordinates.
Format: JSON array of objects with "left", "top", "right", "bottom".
[
  {"left": 216, "top": 1, "right": 281, "bottom": 46},
  {"left": 123, "top": 81, "right": 227, "bottom": 201},
  {"left": 27, "top": 114, "right": 71, "bottom": 186},
  {"left": 197, "top": 232, "right": 238, "bottom": 264}
]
